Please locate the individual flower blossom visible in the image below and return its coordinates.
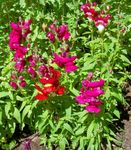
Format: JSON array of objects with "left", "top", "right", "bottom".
[
  {"left": 27, "top": 66, "right": 37, "bottom": 78},
  {"left": 19, "top": 80, "right": 27, "bottom": 87},
  {"left": 18, "top": 76, "right": 25, "bottom": 81},
  {"left": 9, "top": 30, "right": 21, "bottom": 50},
  {"left": 120, "top": 27, "right": 126, "bottom": 33},
  {"left": 75, "top": 73, "right": 105, "bottom": 113},
  {"left": 14, "top": 59, "right": 26, "bottom": 72},
  {"left": 27, "top": 55, "right": 38, "bottom": 67},
  {"left": 38, "top": 65, "right": 49, "bottom": 77},
  {"left": 80, "top": 2, "right": 111, "bottom": 32},
  {"left": 81, "top": 2, "right": 98, "bottom": 21},
  {"left": 53, "top": 53, "right": 77, "bottom": 73},
  {"left": 14, "top": 46, "right": 27, "bottom": 60},
  {"left": 87, "top": 72, "right": 93, "bottom": 81},
  {"left": 20, "top": 20, "right": 32, "bottom": 38},
  {"left": 22, "top": 139, "right": 31, "bottom": 150},
  {"left": 46, "top": 32, "right": 55, "bottom": 43},
  {"left": 57, "top": 24, "right": 71, "bottom": 41},
  {"left": 10, "top": 81, "right": 18, "bottom": 89},
  {"left": 9, "top": 20, "right": 32, "bottom": 50},
  {"left": 49, "top": 23, "right": 57, "bottom": 32},
  {"left": 35, "top": 67, "right": 65, "bottom": 101},
  {"left": 46, "top": 23, "right": 71, "bottom": 42},
  {"left": 82, "top": 79, "right": 105, "bottom": 88},
  {"left": 11, "top": 72, "right": 17, "bottom": 80},
  {"left": 94, "top": 14, "right": 111, "bottom": 32},
  {"left": 65, "top": 62, "right": 78, "bottom": 73},
  {"left": 85, "top": 102, "right": 102, "bottom": 113}
]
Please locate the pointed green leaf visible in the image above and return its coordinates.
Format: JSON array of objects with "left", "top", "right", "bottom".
[{"left": 14, "top": 107, "right": 21, "bottom": 123}]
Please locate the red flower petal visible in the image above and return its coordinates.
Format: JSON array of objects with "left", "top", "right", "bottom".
[
  {"left": 44, "top": 86, "right": 56, "bottom": 94},
  {"left": 56, "top": 86, "right": 65, "bottom": 95},
  {"left": 35, "top": 93, "right": 48, "bottom": 101},
  {"left": 35, "top": 84, "right": 43, "bottom": 93}
]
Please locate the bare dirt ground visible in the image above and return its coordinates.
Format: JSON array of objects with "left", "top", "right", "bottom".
[{"left": 122, "top": 84, "right": 131, "bottom": 150}]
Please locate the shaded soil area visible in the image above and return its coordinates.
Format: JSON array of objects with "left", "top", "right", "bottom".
[{"left": 122, "top": 84, "right": 131, "bottom": 150}]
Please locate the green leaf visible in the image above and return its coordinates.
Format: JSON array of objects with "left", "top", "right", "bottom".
[
  {"left": 0, "top": 92, "right": 9, "bottom": 98},
  {"left": 22, "top": 105, "right": 31, "bottom": 121},
  {"left": 120, "top": 54, "right": 131, "bottom": 64},
  {"left": 0, "top": 110, "right": 2, "bottom": 124},
  {"left": 88, "top": 138, "right": 95, "bottom": 150},
  {"left": 82, "top": 57, "right": 96, "bottom": 71},
  {"left": 69, "top": 87, "right": 79, "bottom": 96},
  {"left": 66, "top": 107, "right": 71, "bottom": 117},
  {"left": 87, "top": 120, "right": 96, "bottom": 138},
  {"left": 79, "top": 137, "right": 85, "bottom": 150},
  {"left": 32, "top": 26, "right": 39, "bottom": 41},
  {"left": 8, "top": 91, "right": 14, "bottom": 100},
  {"left": 64, "top": 123, "right": 74, "bottom": 134},
  {"left": 39, "top": 0, "right": 45, "bottom": 5},
  {"left": 53, "top": 120, "right": 63, "bottom": 133},
  {"left": 75, "top": 126, "right": 86, "bottom": 135},
  {"left": 113, "top": 110, "right": 120, "bottom": 118},
  {"left": 20, "top": 0, "right": 26, "bottom": 7},
  {"left": 5, "top": 102, "right": 11, "bottom": 119},
  {"left": 14, "top": 107, "right": 21, "bottom": 123},
  {"left": 59, "top": 137, "right": 67, "bottom": 150}
]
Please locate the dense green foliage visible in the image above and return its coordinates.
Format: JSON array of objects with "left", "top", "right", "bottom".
[{"left": 0, "top": 0, "right": 131, "bottom": 149}]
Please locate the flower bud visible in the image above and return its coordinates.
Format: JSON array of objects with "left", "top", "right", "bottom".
[
  {"left": 27, "top": 67, "right": 37, "bottom": 77},
  {"left": 19, "top": 80, "right": 27, "bottom": 87},
  {"left": 10, "top": 81, "right": 18, "bottom": 89}
]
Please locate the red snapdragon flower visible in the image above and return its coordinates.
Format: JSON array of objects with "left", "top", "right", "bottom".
[{"left": 35, "top": 67, "right": 65, "bottom": 101}]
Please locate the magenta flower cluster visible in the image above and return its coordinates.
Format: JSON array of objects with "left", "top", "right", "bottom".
[
  {"left": 53, "top": 47, "right": 78, "bottom": 73},
  {"left": 10, "top": 74, "right": 27, "bottom": 89},
  {"left": 9, "top": 20, "right": 32, "bottom": 59},
  {"left": 76, "top": 73, "right": 105, "bottom": 113},
  {"left": 46, "top": 23, "right": 78, "bottom": 73},
  {"left": 9, "top": 20, "right": 34, "bottom": 89},
  {"left": 9, "top": 18, "right": 106, "bottom": 113},
  {"left": 81, "top": 2, "right": 111, "bottom": 32},
  {"left": 46, "top": 23, "right": 70, "bottom": 42}
]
